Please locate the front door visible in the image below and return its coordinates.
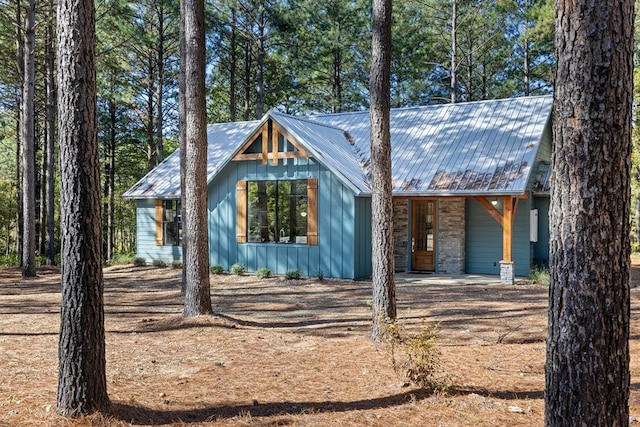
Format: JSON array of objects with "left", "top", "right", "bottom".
[{"left": 411, "top": 200, "right": 436, "bottom": 271}]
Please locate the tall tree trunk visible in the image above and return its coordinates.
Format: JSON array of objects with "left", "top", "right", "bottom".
[
  {"left": 450, "top": 0, "right": 457, "bottom": 103},
  {"left": 179, "top": 0, "right": 187, "bottom": 293},
  {"left": 39, "top": 122, "right": 47, "bottom": 256},
  {"left": 21, "top": 0, "right": 36, "bottom": 278},
  {"left": 332, "top": 48, "right": 342, "bottom": 113},
  {"left": 56, "top": 0, "right": 109, "bottom": 414},
  {"left": 229, "top": 5, "right": 237, "bottom": 122},
  {"left": 46, "top": 0, "right": 56, "bottom": 265},
  {"left": 15, "top": 0, "right": 23, "bottom": 258},
  {"left": 370, "top": 0, "right": 395, "bottom": 342},
  {"left": 146, "top": 60, "right": 155, "bottom": 171},
  {"left": 243, "top": 38, "right": 252, "bottom": 120},
  {"left": 545, "top": 0, "right": 633, "bottom": 423},
  {"left": 522, "top": 0, "right": 530, "bottom": 96},
  {"left": 465, "top": 31, "right": 473, "bottom": 101},
  {"left": 156, "top": 0, "right": 165, "bottom": 163},
  {"left": 104, "top": 76, "right": 117, "bottom": 262},
  {"left": 181, "top": 0, "right": 211, "bottom": 316},
  {"left": 255, "top": 6, "right": 265, "bottom": 120}
]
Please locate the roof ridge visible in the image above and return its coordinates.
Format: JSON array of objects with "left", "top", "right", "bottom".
[
  {"left": 270, "top": 110, "right": 349, "bottom": 133},
  {"left": 307, "top": 94, "right": 553, "bottom": 118}
]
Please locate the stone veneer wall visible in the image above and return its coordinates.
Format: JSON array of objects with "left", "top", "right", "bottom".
[
  {"left": 392, "top": 199, "right": 409, "bottom": 272},
  {"left": 392, "top": 198, "right": 465, "bottom": 273},
  {"left": 437, "top": 198, "right": 465, "bottom": 273}
]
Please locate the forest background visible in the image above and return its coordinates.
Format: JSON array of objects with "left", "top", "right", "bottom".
[{"left": 0, "top": 0, "right": 596, "bottom": 266}]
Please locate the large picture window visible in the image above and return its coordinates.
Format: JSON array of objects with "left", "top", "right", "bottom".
[{"left": 247, "top": 180, "right": 308, "bottom": 243}]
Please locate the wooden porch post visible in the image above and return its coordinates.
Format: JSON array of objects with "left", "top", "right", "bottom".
[
  {"left": 500, "top": 196, "right": 518, "bottom": 284},
  {"left": 475, "top": 195, "right": 521, "bottom": 284}
]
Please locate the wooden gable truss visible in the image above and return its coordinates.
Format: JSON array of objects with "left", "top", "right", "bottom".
[
  {"left": 233, "top": 119, "right": 318, "bottom": 245},
  {"left": 232, "top": 119, "right": 311, "bottom": 165}
]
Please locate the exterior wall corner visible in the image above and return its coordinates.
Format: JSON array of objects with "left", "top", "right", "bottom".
[
  {"left": 437, "top": 198, "right": 465, "bottom": 274},
  {"left": 393, "top": 199, "right": 409, "bottom": 272}
]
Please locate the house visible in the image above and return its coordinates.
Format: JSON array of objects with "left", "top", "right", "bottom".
[{"left": 123, "top": 95, "right": 553, "bottom": 284}]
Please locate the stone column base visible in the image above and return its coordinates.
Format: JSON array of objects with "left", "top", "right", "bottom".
[{"left": 500, "top": 261, "right": 515, "bottom": 285}]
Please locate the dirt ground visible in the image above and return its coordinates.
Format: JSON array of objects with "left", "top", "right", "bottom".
[{"left": 1, "top": 264, "right": 640, "bottom": 426}]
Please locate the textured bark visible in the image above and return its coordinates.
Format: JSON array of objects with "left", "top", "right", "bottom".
[
  {"left": 369, "top": 0, "right": 395, "bottom": 342},
  {"left": 45, "top": 0, "right": 55, "bottom": 263},
  {"left": 15, "top": 0, "right": 23, "bottom": 257},
  {"left": 255, "top": 5, "right": 265, "bottom": 120},
  {"left": 56, "top": 0, "right": 109, "bottom": 414},
  {"left": 181, "top": 0, "right": 211, "bottom": 316},
  {"left": 179, "top": 0, "right": 187, "bottom": 292},
  {"left": 156, "top": 0, "right": 165, "bottom": 164},
  {"left": 545, "top": 0, "right": 633, "bottom": 424},
  {"left": 229, "top": 6, "right": 237, "bottom": 122},
  {"left": 21, "top": 0, "right": 36, "bottom": 278},
  {"left": 450, "top": 0, "right": 457, "bottom": 104},
  {"left": 104, "top": 79, "right": 117, "bottom": 262}
]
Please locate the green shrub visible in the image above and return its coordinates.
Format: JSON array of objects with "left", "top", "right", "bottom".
[
  {"left": 230, "top": 263, "right": 245, "bottom": 275},
  {"left": 403, "top": 324, "right": 442, "bottom": 390},
  {"left": 255, "top": 267, "right": 271, "bottom": 279},
  {"left": 385, "top": 321, "right": 447, "bottom": 392},
  {"left": 133, "top": 257, "right": 146, "bottom": 267},
  {"left": 210, "top": 264, "right": 224, "bottom": 275},
  {"left": 527, "top": 266, "right": 550, "bottom": 286},
  {"left": 0, "top": 254, "right": 20, "bottom": 268},
  {"left": 171, "top": 261, "right": 182, "bottom": 269},
  {"left": 316, "top": 268, "right": 324, "bottom": 281},
  {"left": 152, "top": 259, "right": 167, "bottom": 267},
  {"left": 285, "top": 269, "right": 301, "bottom": 280},
  {"left": 111, "top": 253, "right": 135, "bottom": 265}
]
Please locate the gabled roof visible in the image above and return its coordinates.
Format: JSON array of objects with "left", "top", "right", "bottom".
[
  {"left": 269, "top": 112, "right": 370, "bottom": 194},
  {"left": 307, "top": 95, "right": 553, "bottom": 195},
  {"left": 123, "top": 120, "right": 259, "bottom": 199},
  {"left": 123, "top": 95, "right": 553, "bottom": 199}
]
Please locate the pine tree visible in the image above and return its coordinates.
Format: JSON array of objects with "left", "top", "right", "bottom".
[
  {"left": 370, "top": 0, "right": 395, "bottom": 341},
  {"left": 546, "top": 0, "right": 633, "bottom": 423},
  {"left": 56, "top": 0, "right": 109, "bottom": 414}
]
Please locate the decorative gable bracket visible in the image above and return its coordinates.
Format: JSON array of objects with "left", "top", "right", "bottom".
[{"left": 232, "top": 119, "right": 311, "bottom": 165}]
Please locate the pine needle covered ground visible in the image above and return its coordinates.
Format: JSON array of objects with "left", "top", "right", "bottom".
[{"left": 2, "top": 262, "right": 640, "bottom": 426}]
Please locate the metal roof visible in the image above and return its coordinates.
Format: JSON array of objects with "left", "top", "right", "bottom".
[
  {"left": 308, "top": 95, "right": 553, "bottom": 196},
  {"left": 269, "top": 112, "right": 371, "bottom": 194},
  {"left": 123, "top": 95, "right": 553, "bottom": 199},
  {"left": 123, "top": 120, "right": 259, "bottom": 199}
]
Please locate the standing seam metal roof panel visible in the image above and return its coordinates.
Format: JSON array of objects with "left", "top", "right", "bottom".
[{"left": 123, "top": 96, "right": 553, "bottom": 199}]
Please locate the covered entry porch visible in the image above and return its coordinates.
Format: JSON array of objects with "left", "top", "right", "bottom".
[{"left": 392, "top": 194, "right": 543, "bottom": 284}]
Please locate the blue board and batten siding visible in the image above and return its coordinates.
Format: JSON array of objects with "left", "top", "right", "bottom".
[
  {"left": 528, "top": 113, "right": 552, "bottom": 268},
  {"left": 207, "top": 156, "right": 372, "bottom": 279},
  {"left": 464, "top": 197, "right": 533, "bottom": 276},
  {"left": 532, "top": 196, "right": 550, "bottom": 267},
  {"left": 135, "top": 199, "right": 183, "bottom": 264},
  {"left": 128, "top": 97, "right": 553, "bottom": 279}
]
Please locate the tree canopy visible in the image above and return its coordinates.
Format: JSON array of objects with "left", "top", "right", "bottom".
[{"left": 0, "top": 0, "right": 556, "bottom": 264}]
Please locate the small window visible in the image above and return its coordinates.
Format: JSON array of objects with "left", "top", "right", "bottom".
[
  {"left": 157, "top": 200, "right": 181, "bottom": 246},
  {"left": 247, "top": 180, "right": 308, "bottom": 243}
]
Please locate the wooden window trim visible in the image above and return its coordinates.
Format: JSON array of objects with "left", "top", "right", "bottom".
[
  {"left": 155, "top": 200, "right": 163, "bottom": 245},
  {"left": 236, "top": 178, "right": 318, "bottom": 245},
  {"left": 307, "top": 178, "right": 318, "bottom": 245},
  {"left": 236, "top": 181, "right": 248, "bottom": 243}
]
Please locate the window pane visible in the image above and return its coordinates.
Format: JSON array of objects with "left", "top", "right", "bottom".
[
  {"left": 163, "top": 200, "right": 181, "bottom": 246},
  {"left": 246, "top": 179, "right": 308, "bottom": 244},
  {"left": 293, "top": 180, "right": 308, "bottom": 242},
  {"left": 248, "top": 182, "right": 270, "bottom": 242}
]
